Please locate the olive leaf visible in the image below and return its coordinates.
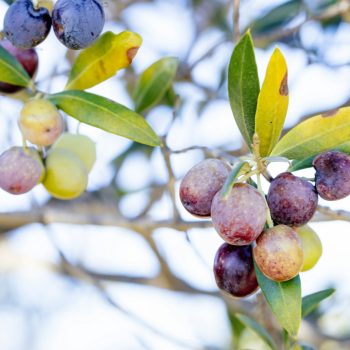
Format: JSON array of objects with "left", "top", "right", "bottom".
[
  {"left": 235, "top": 313, "right": 278, "bottom": 350},
  {"left": 66, "top": 31, "right": 142, "bottom": 90},
  {"left": 0, "top": 45, "right": 32, "bottom": 88},
  {"left": 255, "top": 47, "right": 289, "bottom": 157},
  {"left": 48, "top": 90, "right": 161, "bottom": 147},
  {"left": 302, "top": 288, "right": 335, "bottom": 318},
  {"left": 271, "top": 107, "right": 350, "bottom": 159},
  {"left": 228, "top": 31, "right": 260, "bottom": 149},
  {"left": 254, "top": 262, "right": 302, "bottom": 336},
  {"left": 133, "top": 57, "right": 179, "bottom": 113}
]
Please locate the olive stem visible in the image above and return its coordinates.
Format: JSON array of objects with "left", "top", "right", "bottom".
[
  {"left": 237, "top": 168, "right": 259, "bottom": 183},
  {"left": 22, "top": 134, "right": 28, "bottom": 151}
]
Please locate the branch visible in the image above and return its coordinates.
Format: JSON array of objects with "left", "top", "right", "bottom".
[
  {"left": 0, "top": 199, "right": 212, "bottom": 233},
  {"left": 313, "top": 205, "right": 350, "bottom": 222},
  {"left": 233, "top": 0, "right": 240, "bottom": 42}
]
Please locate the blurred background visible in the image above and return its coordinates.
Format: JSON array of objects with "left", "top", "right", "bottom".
[{"left": 1, "top": 0, "right": 350, "bottom": 349}]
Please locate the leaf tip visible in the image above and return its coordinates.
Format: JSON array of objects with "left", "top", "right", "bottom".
[{"left": 127, "top": 46, "right": 140, "bottom": 63}]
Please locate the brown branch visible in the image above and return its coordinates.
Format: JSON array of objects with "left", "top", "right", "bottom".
[
  {"left": 1, "top": 201, "right": 350, "bottom": 235},
  {"left": 161, "top": 140, "right": 181, "bottom": 222},
  {"left": 313, "top": 205, "right": 350, "bottom": 222}
]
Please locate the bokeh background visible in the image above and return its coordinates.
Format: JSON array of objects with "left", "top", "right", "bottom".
[{"left": 1, "top": 0, "right": 350, "bottom": 349}]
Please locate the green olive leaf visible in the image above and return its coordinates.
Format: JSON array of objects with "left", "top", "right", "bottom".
[
  {"left": 0, "top": 44, "right": 32, "bottom": 88},
  {"left": 48, "top": 90, "right": 161, "bottom": 147},
  {"left": 228, "top": 31, "right": 260, "bottom": 149},
  {"left": 254, "top": 262, "right": 301, "bottom": 336},
  {"left": 235, "top": 313, "right": 278, "bottom": 350},
  {"left": 133, "top": 57, "right": 179, "bottom": 113},
  {"left": 220, "top": 161, "right": 250, "bottom": 199},
  {"left": 302, "top": 288, "right": 335, "bottom": 318}
]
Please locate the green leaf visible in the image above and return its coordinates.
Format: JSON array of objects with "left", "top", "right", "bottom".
[
  {"left": 228, "top": 312, "right": 245, "bottom": 348},
  {"left": 255, "top": 48, "right": 289, "bottom": 157},
  {"left": 66, "top": 31, "right": 142, "bottom": 90},
  {"left": 133, "top": 57, "right": 179, "bottom": 113},
  {"left": 228, "top": 31, "right": 260, "bottom": 149},
  {"left": 48, "top": 90, "right": 161, "bottom": 147},
  {"left": 289, "top": 156, "right": 315, "bottom": 172},
  {"left": 0, "top": 44, "right": 32, "bottom": 88},
  {"left": 254, "top": 262, "right": 301, "bottom": 336},
  {"left": 289, "top": 140, "right": 350, "bottom": 171},
  {"left": 220, "top": 161, "right": 250, "bottom": 198},
  {"left": 302, "top": 288, "right": 335, "bottom": 318},
  {"left": 251, "top": 0, "right": 302, "bottom": 35},
  {"left": 235, "top": 313, "right": 278, "bottom": 350},
  {"left": 271, "top": 107, "right": 350, "bottom": 159}
]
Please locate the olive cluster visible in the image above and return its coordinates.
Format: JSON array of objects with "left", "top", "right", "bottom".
[
  {"left": 180, "top": 152, "right": 348, "bottom": 297},
  {"left": 3, "top": 0, "right": 105, "bottom": 50},
  {"left": 0, "top": 98, "right": 96, "bottom": 200}
]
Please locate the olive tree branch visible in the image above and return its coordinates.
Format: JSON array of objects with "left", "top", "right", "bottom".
[{"left": 233, "top": 0, "right": 240, "bottom": 42}]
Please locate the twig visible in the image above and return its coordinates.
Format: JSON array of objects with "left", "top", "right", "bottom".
[
  {"left": 233, "top": 0, "right": 240, "bottom": 42},
  {"left": 160, "top": 138, "right": 181, "bottom": 222},
  {"left": 49, "top": 235, "right": 202, "bottom": 350},
  {"left": 314, "top": 205, "right": 350, "bottom": 222}
]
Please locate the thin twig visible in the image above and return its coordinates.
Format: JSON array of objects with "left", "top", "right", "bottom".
[{"left": 233, "top": 0, "right": 241, "bottom": 42}]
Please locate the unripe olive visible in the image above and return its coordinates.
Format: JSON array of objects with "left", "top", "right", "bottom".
[
  {"left": 43, "top": 149, "right": 88, "bottom": 200},
  {"left": 253, "top": 225, "right": 304, "bottom": 282},
  {"left": 295, "top": 225, "right": 322, "bottom": 272},
  {"left": 19, "top": 99, "right": 64, "bottom": 146},
  {"left": 52, "top": 133, "right": 96, "bottom": 172}
]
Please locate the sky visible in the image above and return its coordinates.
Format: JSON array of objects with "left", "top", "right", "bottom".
[{"left": 0, "top": 0, "right": 350, "bottom": 349}]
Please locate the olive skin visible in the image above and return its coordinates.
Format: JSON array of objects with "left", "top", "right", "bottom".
[
  {"left": 4, "top": 0, "right": 52, "bottom": 49},
  {"left": 267, "top": 172, "right": 318, "bottom": 227},
  {"left": 0, "top": 147, "right": 45, "bottom": 195},
  {"left": 43, "top": 148, "right": 88, "bottom": 200},
  {"left": 313, "top": 151, "right": 350, "bottom": 201},
  {"left": 52, "top": 133, "right": 96, "bottom": 172},
  {"left": 211, "top": 183, "right": 267, "bottom": 245},
  {"left": 19, "top": 99, "right": 64, "bottom": 146},
  {"left": 214, "top": 243, "right": 259, "bottom": 298},
  {"left": 179, "top": 159, "right": 231, "bottom": 217},
  {"left": 52, "top": 0, "right": 105, "bottom": 50},
  {"left": 253, "top": 225, "right": 304, "bottom": 282},
  {"left": 295, "top": 225, "right": 322, "bottom": 272}
]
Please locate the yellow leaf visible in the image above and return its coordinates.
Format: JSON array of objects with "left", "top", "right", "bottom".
[
  {"left": 271, "top": 107, "right": 350, "bottom": 159},
  {"left": 255, "top": 48, "right": 289, "bottom": 157},
  {"left": 66, "top": 31, "right": 142, "bottom": 90}
]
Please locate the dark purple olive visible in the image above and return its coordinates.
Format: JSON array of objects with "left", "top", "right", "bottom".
[
  {"left": 313, "top": 151, "right": 350, "bottom": 200},
  {"left": 214, "top": 243, "right": 259, "bottom": 298},
  {"left": 267, "top": 172, "right": 318, "bottom": 227}
]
